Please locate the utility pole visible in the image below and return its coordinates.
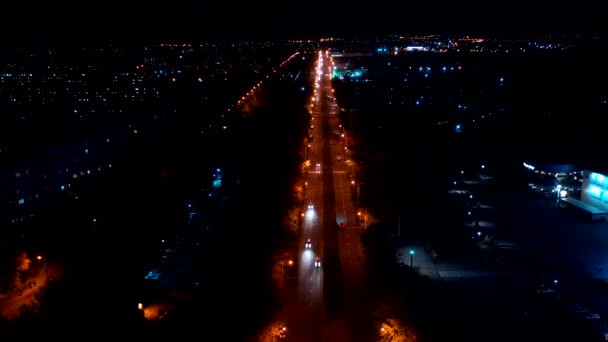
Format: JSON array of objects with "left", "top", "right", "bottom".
[
  {"left": 409, "top": 249, "right": 415, "bottom": 268},
  {"left": 397, "top": 216, "right": 401, "bottom": 238}
]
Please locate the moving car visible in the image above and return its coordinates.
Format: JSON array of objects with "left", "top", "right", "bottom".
[
  {"left": 305, "top": 238, "right": 312, "bottom": 249},
  {"left": 314, "top": 257, "right": 322, "bottom": 268}
]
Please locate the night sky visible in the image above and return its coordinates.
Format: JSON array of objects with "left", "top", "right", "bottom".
[{"left": 5, "top": 1, "right": 603, "bottom": 45}]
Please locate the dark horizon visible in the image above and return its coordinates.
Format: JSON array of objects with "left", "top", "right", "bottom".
[{"left": 3, "top": 1, "right": 603, "bottom": 46}]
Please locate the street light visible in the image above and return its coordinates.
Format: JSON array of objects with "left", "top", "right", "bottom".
[
  {"left": 280, "top": 260, "right": 294, "bottom": 289},
  {"left": 409, "top": 249, "right": 415, "bottom": 268},
  {"left": 37, "top": 255, "right": 48, "bottom": 282}
]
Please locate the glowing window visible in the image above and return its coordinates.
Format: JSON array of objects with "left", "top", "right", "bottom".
[
  {"left": 590, "top": 172, "right": 606, "bottom": 186},
  {"left": 589, "top": 184, "right": 603, "bottom": 199}
]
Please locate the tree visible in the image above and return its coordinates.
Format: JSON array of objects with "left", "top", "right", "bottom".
[
  {"left": 293, "top": 184, "right": 304, "bottom": 203},
  {"left": 357, "top": 209, "right": 378, "bottom": 228},
  {"left": 373, "top": 303, "right": 418, "bottom": 342},
  {"left": 378, "top": 318, "right": 418, "bottom": 342},
  {"left": 12, "top": 252, "right": 31, "bottom": 291},
  {"left": 15, "top": 252, "right": 31, "bottom": 272},
  {"left": 257, "top": 320, "right": 287, "bottom": 342},
  {"left": 283, "top": 208, "right": 300, "bottom": 234}
]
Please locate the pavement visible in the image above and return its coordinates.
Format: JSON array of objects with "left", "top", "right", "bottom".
[
  {"left": 396, "top": 245, "right": 440, "bottom": 280},
  {"left": 395, "top": 243, "right": 531, "bottom": 282}
]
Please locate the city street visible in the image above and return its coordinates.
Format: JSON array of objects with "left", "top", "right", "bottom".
[{"left": 284, "top": 51, "right": 367, "bottom": 341}]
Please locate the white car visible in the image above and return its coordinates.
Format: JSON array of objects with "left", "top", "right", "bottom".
[
  {"left": 305, "top": 239, "right": 312, "bottom": 249},
  {"left": 314, "top": 257, "right": 321, "bottom": 268}
]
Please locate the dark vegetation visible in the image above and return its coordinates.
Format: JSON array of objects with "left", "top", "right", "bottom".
[
  {"left": 337, "top": 46, "right": 607, "bottom": 341},
  {"left": 0, "top": 50, "right": 310, "bottom": 339}
]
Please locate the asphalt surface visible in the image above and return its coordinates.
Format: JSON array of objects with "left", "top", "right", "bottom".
[{"left": 284, "top": 51, "right": 367, "bottom": 342}]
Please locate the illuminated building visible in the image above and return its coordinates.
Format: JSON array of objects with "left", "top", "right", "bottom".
[{"left": 581, "top": 170, "right": 608, "bottom": 212}]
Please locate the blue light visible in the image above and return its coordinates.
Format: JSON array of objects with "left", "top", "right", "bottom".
[
  {"left": 60, "top": 185, "right": 65, "bottom": 190},
  {"left": 590, "top": 172, "right": 606, "bottom": 185},
  {"left": 216, "top": 168, "right": 221, "bottom": 172},
  {"left": 589, "top": 185, "right": 603, "bottom": 199}
]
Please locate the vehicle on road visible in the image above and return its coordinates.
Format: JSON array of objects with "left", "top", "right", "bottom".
[
  {"left": 314, "top": 257, "right": 322, "bottom": 268},
  {"left": 308, "top": 203, "right": 314, "bottom": 209},
  {"left": 305, "top": 239, "right": 312, "bottom": 249},
  {"left": 339, "top": 222, "right": 345, "bottom": 228}
]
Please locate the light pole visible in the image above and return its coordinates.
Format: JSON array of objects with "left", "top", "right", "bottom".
[
  {"left": 280, "top": 259, "right": 294, "bottom": 290},
  {"left": 409, "top": 249, "right": 415, "bottom": 268},
  {"left": 358, "top": 211, "right": 367, "bottom": 229},
  {"left": 37, "top": 255, "right": 48, "bottom": 282}
]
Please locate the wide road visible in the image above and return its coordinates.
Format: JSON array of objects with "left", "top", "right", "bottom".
[{"left": 285, "top": 51, "right": 368, "bottom": 342}]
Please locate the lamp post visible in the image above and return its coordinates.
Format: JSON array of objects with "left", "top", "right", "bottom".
[
  {"left": 358, "top": 211, "right": 367, "bottom": 229},
  {"left": 37, "top": 255, "right": 48, "bottom": 282},
  {"left": 280, "top": 260, "right": 294, "bottom": 290},
  {"left": 409, "top": 249, "right": 415, "bottom": 268}
]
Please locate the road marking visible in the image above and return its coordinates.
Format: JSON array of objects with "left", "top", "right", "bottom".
[
  {"left": 306, "top": 170, "right": 347, "bottom": 174},
  {"left": 438, "top": 270, "right": 486, "bottom": 279},
  {"left": 438, "top": 270, "right": 523, "bottom": 279}
]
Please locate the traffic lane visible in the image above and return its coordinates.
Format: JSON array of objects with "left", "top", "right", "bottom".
[
  {"left": 287, "top": 249, "right": 323, "bottom": 342},
  {"left": 302, "top": 173, "right": 323, "bottom": 265},
  {"left": 291, "top": 187, "right": 324, "bottom": 342},
  {"left": 321, "top": 110, "right": 345, "bottom": 321},
  {"left": 284, "top": 54, "right": 329, "bottom": 342},
  {"left": 333, "top": 170, "right": 369, "bottom": 342},
  {"left": 340, "top": 228, "right": 365, "bottom": 275}
]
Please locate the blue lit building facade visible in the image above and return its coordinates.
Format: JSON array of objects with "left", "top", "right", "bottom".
[{"left": 581, "top": 170, "right": 608, "bottom": 212}]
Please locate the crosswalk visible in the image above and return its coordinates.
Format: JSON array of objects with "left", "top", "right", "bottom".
[
  {"left": 438, "top": 270, "right": 488, "bottom": 279},
  {"left": 438, "top": 270, "right": 524, "bottom": 280},
  {"left": 307, "top": 170, "right": 347, "bottom": 174}
]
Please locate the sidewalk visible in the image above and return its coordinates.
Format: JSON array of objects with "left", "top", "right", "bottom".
[{"left": 395, "top": 244, "right": 441, "bottom": 280}]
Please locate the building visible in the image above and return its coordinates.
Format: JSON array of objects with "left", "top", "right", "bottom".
[{"left": 581, "top": 170, "right": 608, "bottom": 211}]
